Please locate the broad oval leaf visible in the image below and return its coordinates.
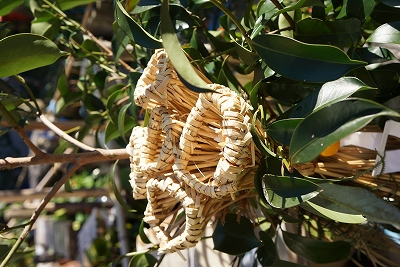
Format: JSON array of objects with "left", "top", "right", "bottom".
[
  {"left": 282, "top": 231, "right": 351, "bottom": 264},
  {"left": 312, "top": 183, "right": 400, "bottom": 225},
  {"left": 212, "top": 213, "right": 262, "bottom": 255},
  {"left": 160, "top": 0, "right": 212, "bottom": 93},
  {"left": 306, "top": 200, "right": 366, "bottom": 224},
  {"left": 115, "top": 1, "right": 162, "bottom": 49},
  {"left": 252, "top": 34, "right": 366, "bottom": 82},
  {"left": 262, "top": 175, "right": 322, "bottom": 208},
  {"left": 0, "top": 33, "right": 67, "bottom": 78},
  {"left": 289, "top": 98, "right": 400, "bottom": 164},
  {"left": 295, "top": 18, "right": 361, "bottom": 48},
  {"left": 290, "top": 77, "right": 375, "bottom": 118},
  {"left": 367, "top": 21, "right": 400, "bottom": 45}
]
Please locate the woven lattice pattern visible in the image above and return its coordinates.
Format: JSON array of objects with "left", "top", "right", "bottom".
[{"left": 126, "top": 49, "right": 258, "bottom": 253}]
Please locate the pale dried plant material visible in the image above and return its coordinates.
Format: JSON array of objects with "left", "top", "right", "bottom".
[{"left": 126, "top": 49, "right": 259, "bottom": 253}]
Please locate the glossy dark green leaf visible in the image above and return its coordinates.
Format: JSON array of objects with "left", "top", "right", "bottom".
[
  {"left": 262, "top": 76, "right": 319, "bottom": 104},
  {"left": 112, "top": 28, "right": 130, "bottom": 66},
  {"left": 252, "top": 0, "right": 277, "bottom": 38},
  {"left": 290, "top": 98, "right": 400, "bottom": 164},
  {"left": 367, "top": 21, "right": 400, "bottom": 44},
  {"left": 310, "top": 183, "right": 400, "bottom": 225},
  {"left": 305, "top": 200, "right": 366, "bottom": 223},
  {"left": 0, "top": 33, "right": 68, "bottom": 78},
  {"left": 267, "top": 118, "right": 302, "bottom": 146},
  {"left": 290, "top": 77, "right": 375, "bottom": 118},
  {"left": 0, "top": 0, "right": 24, "bottom": 16},
  {"left": 257, "top": 231, "right": 276, "bottom": 266},
  {"left": 82, "top": 93, "right": 105, "bottom": 112},
  {"left": 118, "top": 102, "right": 137, "bottom": 142},
  {"left": 212, "top": 213, "right": 262, "bottom": 255},
  {"left": 282, "top": 231, "right": 351, "bottom": 264},
  {"left": 295, "top": 18, "right": 361, "bottom": 48},
  {"left": 345, "top": 0, "right": 376, "bottom": 20},
  {"left": 370, "top": 69, "right": 399, "bottom": 98},
  {"left": 115, "top": 1, "right": 162, "bottom": 49},
  {"left": 262, "top": 175, "right": 322, "bottom": 208},
  {"left": 139, "top": 219, "right": 152, "bottom": 244},
  {"left": 251, "top": 108, "right": 277, "bottom": 157},
  {"left": 381, "top": 0, "right": 400, "bottom": 7},
  {"left": 105, "top": 120, "right": 120, "bottom": 143},
  {"left": 252, "top": 34, "right": 366, "bottom": 83},
  {"left": 57, "top": 0, "right": 97, "bottom": 11},
  {"left": 129, "top": 252, "right": 157, "bottom": 267},
  {"left": 371, "top": 2, "right": 400, "bottom": 24},
  {"left": 160, "top": 0, "right": 212, "bottom": 93},
  {"left": 56, "top": 91, "right": 81, "bottom": 113}
]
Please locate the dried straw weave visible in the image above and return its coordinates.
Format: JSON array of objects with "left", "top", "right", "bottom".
[{"left": 126, "top": 49, "right": 258, "bottom": 253}]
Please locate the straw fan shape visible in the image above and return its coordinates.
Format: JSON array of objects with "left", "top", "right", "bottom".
[{"left": 126, "top": 49, "right": 258, "bottom": 253}]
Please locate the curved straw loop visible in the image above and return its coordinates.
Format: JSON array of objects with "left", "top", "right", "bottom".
[
  {"left": 173, "top": 84, "right": 257, "bottom": 198},
  {"left": 134, "top": 49, "right": 198, "bottom": 114}
]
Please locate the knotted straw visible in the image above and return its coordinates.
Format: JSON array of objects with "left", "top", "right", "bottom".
[{"left": 127, "top": 49, "right": 258, "bottom": 254}]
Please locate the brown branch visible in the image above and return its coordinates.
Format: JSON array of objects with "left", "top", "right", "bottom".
[
  {"left": 39, "top": 114, "right": 96, "bottom": 151},
  {"left": 0, "top": 148, "right": 129, "bottom": 170}
]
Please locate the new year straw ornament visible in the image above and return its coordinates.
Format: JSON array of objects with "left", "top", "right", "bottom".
[{"left": 126, "top": 49, "right": 258, "bottom": 253}]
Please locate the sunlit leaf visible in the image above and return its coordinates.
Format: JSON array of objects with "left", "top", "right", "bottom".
[
  {"left": 367, "top": 21, "right": 400, "bottom": 45},
  {"left": 282, "top": 231, "right": 351, "bottom": 264},
  {"left": 252, "top": 34, "right": 366, "bottom": 82},
  {"left": 262, "top": 175, "right": 322, "bottom": 208},
  {"left": 139, "top": 219, "right": 152, "bottom": 244},
  {"left": 129, "top": 252, "right": 157, "bottom": 267},
  {"left": 289, "top": 98, "right": 400, "bottom": 164},
  {"left": 160, "top": 0, "right": 212, "bottom": 93},
  {"left": 306, "top": 200, "right": 366, "bottom": 223},
  {"left": 57, "top": 0, "right": 96, "bottom": 10},
  {"left": 115, "top": 1, "right": 162, "bottom": 49},
  {"left": 290, "top": 77, "right": 375, "bottom": 118},
  {"left": 111, "top": 161, "right": 136, "bottom": 213},
  {"left": 0, "top": 33, "right": 67, "bottom": 78},
  {"left": 212, "top": 213, "right": 262, "bottom": 255},
  {"left": 310, "top": 183, "right": 400, "bottom": 225}
]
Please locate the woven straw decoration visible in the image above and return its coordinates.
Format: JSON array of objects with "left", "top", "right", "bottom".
[{"left": 127, "top": 49, "right": 258, "bottom": 253}]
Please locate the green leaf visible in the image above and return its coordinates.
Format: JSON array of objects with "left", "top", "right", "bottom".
[
  {"left": 367, "top": 21, "right": 400, "bottom": 45},
  {"left": 311, "top": 183, "right": 400, "bottom": 225},
  {"left": 105, "top": 120, "right": 120, "bottom": 143},
  {"left": 139, "top": 219, "right": 152, "bottom": 244},
  {"left": 118, "top": 102, "right": 137, "bottom": 143},
  {"left": 290, "top": 77, "right": 375, "bottom": 118},
  {"left": 0, "top": 93, "right": 26, "bottom": 112},
  {"left": 272, "top": 260, "right": 309, "bottom": 267},
  {"left": 57, "top": 0, "right": 96, "bottom": 11},
  {"left": 289, "top": 98, "right": 400, "bottom": 164},
  {"left": 31, "top": 17, "right": 61, "bottom": 40},
  {"left": 252, "top": 34, "right": 366, "bottom": 83},
  {"left": 115, "top": 1, "right": 162, "bottom": 49},
  {"left": 345, "top": 0, "right": 376, "bottom": 20},
  {"left": 0, "top": 0, "right": 24, "bottom": 16},
  {"left": 267, "top": 118, "right": 302, "bottom": 146},
  {"left": 212, "top": 213, "right": 262, "bottom": 255},
  {"left": 262, "top": 175, "right": 322, "bottom": 208},
  {"left": 250, "top": 108, "right": 277, "bottom": 157},
  {"left": 295, "top": 18, "right": 361, "bottom": 48},
  {"left": 160, "top": 0, "right": 212, "bottom": 93},
  {"left": 371, "top": 2, "right": 400, "bottom": 24},
  {"left": 129, "top": 252, "right": 157, "bottom": 267},
  {"left": 257, "top": 231, "right": 276, "bottom": 266},
  {"left": 282, "top": 231, "right": 351, "bottom": 264},
  {"left": 0, "top": 33, "right": 68, "bottom": 78},
  {"left": 306, "top": 200, "right": 366, "bottom": 223},
  {"left": 273, "top": 0, "right": 326, "bottom": 18},
  {"left": 111, "top": 161, "right": 136, "bottom": 213}
]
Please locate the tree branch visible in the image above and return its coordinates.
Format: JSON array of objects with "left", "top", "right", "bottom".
[{"left": 0, "top": 149, "right": 129, "bottom": 170}]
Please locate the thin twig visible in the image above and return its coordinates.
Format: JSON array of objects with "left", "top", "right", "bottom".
[
  {"left": 39, "top": 114, "right": 95, "bottom": 151},
  {"left": 0, "top": 102, "right": 45, "bottom": 157}
]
